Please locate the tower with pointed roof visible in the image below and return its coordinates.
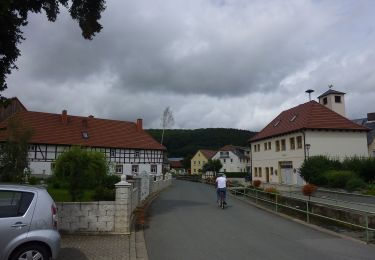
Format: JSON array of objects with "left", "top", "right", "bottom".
[{"left": 318, "top": 85, "right": 346, "bottom": 117}]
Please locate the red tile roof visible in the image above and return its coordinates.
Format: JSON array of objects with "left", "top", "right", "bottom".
[
  {"left": 170, "top": 160, "right": 184, "bottom": 168},
  {"left": 251, "top": 101, "right": 369, "bottom": 142},
  {"left": 200, "top": 149, "right": 217, "bottom": 159},
  {"left": 0, "top": 111, "right": 166, "bottom": 150}
]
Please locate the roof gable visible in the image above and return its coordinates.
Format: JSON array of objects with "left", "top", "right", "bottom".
[
  {"left": 318, "top": 89, "right": 346, "bottom": 98},
  {"left": 251, "top": 101, "right": 368, "bottom": 142},
  {"left": 200, "top": 149, "right": 217, "bottom": 159},
  {"left": 0, "top": 111, "right": 166, "bottom": 150}
]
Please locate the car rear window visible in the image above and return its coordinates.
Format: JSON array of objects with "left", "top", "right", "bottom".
[{"left": 0, "top": 190, "right": 35, "bottom": 218}]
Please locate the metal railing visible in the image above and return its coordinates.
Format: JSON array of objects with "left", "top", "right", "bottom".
[{"left": 229, "top": 186, "right": 375, "bottom": 244}]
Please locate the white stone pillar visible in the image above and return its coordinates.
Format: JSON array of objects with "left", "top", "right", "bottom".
[{"left": 114, "top": 175, "right": 132, "bottom": 234}]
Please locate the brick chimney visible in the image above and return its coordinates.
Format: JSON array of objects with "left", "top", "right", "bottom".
[
  {"left": 62, "top": 110, "right": 68, "bottom": 125},
  {"left": 136, "top": 119, "right": 143, "bottom": 131}
]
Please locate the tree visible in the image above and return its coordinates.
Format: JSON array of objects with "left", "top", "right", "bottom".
[
  {"left": 53, "top": 146, "right": 108, "bottom": 201},
  {"left": 0, "top": 116, "right": 33, "bottom": 182},
  {"left": 0, "top": 0, "right": 106, "bottom": 99},
  {"left": 202, "top": 159, "right": 222, "bottom": 177},
  {"left": 160, "top": 106, "right": 174, "bottom": 145}
]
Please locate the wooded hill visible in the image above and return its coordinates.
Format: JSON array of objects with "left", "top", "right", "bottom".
[{"left": 146, "top": 128, "right": 257, "bottom": 158}]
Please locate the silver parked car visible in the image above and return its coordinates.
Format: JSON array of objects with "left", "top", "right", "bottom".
[{"left": 0, "top": 184, "right": 60, "bottom": 260}]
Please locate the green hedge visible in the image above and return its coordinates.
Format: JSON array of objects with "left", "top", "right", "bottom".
[
  {"left": 300, "top": 156, "right": 375, "bottom": 191},
  {"left": 222, "top": 172, "right": 249, "bottom": 178},
  {"left": 325, "top": 170, "right": 356, "bottom": 188}
]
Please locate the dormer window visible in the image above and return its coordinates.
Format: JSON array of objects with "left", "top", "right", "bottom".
[
  {"left": 290, "top": 115, "right": 297, "bottom": 122},
  {"left": 335, "top": 96, "right": 341, "bottom": 103},
  {"left": 82, "top": 132, "right": 89, "bottom": 139},
  {"left": 323, "top": 97, "right": 328, "bottom": 105}
]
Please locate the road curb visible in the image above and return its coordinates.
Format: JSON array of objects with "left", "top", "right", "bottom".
[{"left": 129, "top": 184, "right": 172, "bottom": 259}]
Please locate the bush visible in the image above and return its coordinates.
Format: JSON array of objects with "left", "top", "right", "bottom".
[
  {"left": 253, "top": 180, "right": 261, "bottom": 188},
  {"left": 223, "top": 172, "right": 248, "bottom": 178},
  {"left": 28, "top": 176, "right": 39, "bottom": 185},
  {"left": 302, "top": 184, "right": 317, "bottom": 197},
  {"left": 345, "top": 177, "right": 367, "bottom": 192},
  {"left": 300, "top": 156, "right": 339, "bottom": 185},
  {"left": 325, "top": 170, "right": 356, "bottom": 188},
  {"left": 103, "top": 174, "right": 120, "bottom": 189},
  {"left": 264, "top": 187, "right": 279, "bottom": 194},
  {"left": 53, "top": 146, "right": 108, "bottom": 201},
  {"left": 93, "top": 187, "right": 115, "bottom": 201}
]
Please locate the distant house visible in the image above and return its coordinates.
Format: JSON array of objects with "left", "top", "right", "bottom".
[
  {"left": 169, "top": 158, "right": 186, "bottom": 175},
  {"left": 190, "top": 149, "right": 216, "bottom": 174},
  {"left": 211, "top": 145, "right": 251, "bottom": 173},
  {"left": 353, "top": 113, "right": 375, "bottom": 157},
  {"left": 0, "top": 99, "right": 166, "bottom": 177},
  {"left": 250, "top": 89, "right": 369, "bottom": 185}
]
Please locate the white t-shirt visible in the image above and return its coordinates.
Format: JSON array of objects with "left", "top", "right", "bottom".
[{"left": 216, "top": 176, "right": 227, "bottom": 188}]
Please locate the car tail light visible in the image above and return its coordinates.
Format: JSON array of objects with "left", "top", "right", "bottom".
[{"left": 51, "top": 204, "right": 58, "bottom": 229}]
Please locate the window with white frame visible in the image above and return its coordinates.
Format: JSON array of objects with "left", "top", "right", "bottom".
[
  {"left": 132, "top": 165, "right": 139, "bottom": 174},
  {"left": 135, "top": 151, "right": 140, "bottom": 158},
  {"left": 290, "top": 137, "right": 295, "bottom": 150},
  {"left": 151, "top": 164, "right": 157, "bottom": 173},
  {"left": 276, "top": 140, "right": 280, "bottom": 152},
  {"left": 116, "top": 165, "right": 123, "bottom": 174},
  {"left": 297, "top": 136, "right": 303, "bottom": 149},
  {"left": 110, "top": 149, "right": 116, "bottom": 157},
  {"left": 281, "top": 139, "right": 286, "bottom": 151}
]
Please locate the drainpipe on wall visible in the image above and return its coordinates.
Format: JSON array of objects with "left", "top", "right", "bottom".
[{"left": 302, "top": 130, "right": 306, "bottom": 161}]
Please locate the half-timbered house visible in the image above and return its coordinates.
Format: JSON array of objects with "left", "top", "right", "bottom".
[{"left": 0, "top": 103, "right": 166, "bottom": 177}]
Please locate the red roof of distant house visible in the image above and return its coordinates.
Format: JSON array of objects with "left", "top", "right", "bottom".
[
  {"left": 0, "top": 111, "right": 166, "bottom": 150},
  {"left": 200, "top": 149, "right": 217, "bottom": 159},
  {"left": 170, "top": 160, "right": 183, "bottom": 168},
  {"left": 251, "top": 101, "right": 369, "bottom": 142}
]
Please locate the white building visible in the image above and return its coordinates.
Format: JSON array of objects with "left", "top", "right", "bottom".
[
  {"left": 212, "top": 145, "right": 251, "bottom": 173},
  {"left": 250, "top": 90, "right": 369, "bottom": 185},
  {"left": 0, "top": 102, "right": 166, "bottom": 177}
]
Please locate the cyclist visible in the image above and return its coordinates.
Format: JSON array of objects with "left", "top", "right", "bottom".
[{"left": 215, "top": 173, "right": 227, "bottom": 205}]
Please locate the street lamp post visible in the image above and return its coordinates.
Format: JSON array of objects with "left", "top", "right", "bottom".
[{"left": 305, "top": 144, "right": 311, "bottom": 159}]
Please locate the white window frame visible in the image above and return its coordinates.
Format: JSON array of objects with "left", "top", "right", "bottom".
[{"left": 116, "top": 165, "right": 123, "bottom": 174}]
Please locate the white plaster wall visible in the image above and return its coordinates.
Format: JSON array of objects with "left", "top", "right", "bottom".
[
  {"left": 252, "top": 130, "right": 368, "bottom": 185},
  {"left": 29, "top": 161, "right": 53, "bottom": 176},
  {"left": 212, "top": 151, "right": 250, "bottom": 173},
  {"left": 305, "top": 130, "right": 368, "bottom": 159},
  {"left": 320, "top": 94, "right": 346, "bottom": 117},
  {"left": 251, "top": 133, "right": 305, "bottom": 183}
]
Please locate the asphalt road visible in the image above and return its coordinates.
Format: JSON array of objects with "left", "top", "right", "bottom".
[{"left": 145, "top": 180, "right": 375, "bottom": 260}]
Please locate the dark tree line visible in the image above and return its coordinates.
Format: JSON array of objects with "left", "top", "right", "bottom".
[{"left": 147, "top": 128, "right": 257, "bottom": 158}]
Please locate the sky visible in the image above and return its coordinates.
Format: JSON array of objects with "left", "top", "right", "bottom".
[{"left": 5, "top": 0, "right": 375, "bottom": 131}]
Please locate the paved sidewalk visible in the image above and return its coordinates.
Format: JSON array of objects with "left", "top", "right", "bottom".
[{"left": 57, "top": 234, "right": 130, "bottom": 260}]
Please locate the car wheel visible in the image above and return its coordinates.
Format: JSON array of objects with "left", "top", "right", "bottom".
[{"left": 11, "top": 244, "right": 50, "bottom": 260}]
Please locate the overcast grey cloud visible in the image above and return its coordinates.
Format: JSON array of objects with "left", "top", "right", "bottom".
[{"left": 5, "top": 0, "right": 375, "bottom": 130}]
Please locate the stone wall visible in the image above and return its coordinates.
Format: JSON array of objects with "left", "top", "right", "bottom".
[
  {"left": 57, "top": 173, "right": 172, "bottom": 234},
  {"left": 57, "top": 201, "right": 116, "bottom": 233}
]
